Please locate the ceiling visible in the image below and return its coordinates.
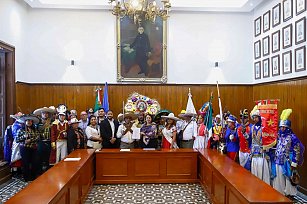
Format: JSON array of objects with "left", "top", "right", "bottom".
[{"left": 24, "top": 0, "right": 265, "bottom": 12}]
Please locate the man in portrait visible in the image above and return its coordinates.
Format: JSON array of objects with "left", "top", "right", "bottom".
[{"left": 130, "top": 26, "right": 151, "bottom": 76}]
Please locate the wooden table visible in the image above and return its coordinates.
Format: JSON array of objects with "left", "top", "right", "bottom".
[
  {"left": 198, "top": 148, "right": 292, "bottom": 204},
  {"left": 95, "top": 148, "right": 198, "bottom": 184},
  {"left": 6, "top": 149, "right": 95, "bottom": 204}
]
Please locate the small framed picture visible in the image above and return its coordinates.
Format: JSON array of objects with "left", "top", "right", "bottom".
[
  {"left": 272, "top": 30, "right": 280, "bottom": 53},
  {"left": 295, "top": 46, "right": 306, "bottom": 72},
  {"left": 263, "top": 11, "right": 270, "bottom": 32},
  {"left": 282, "top": 24, "right": 292, "bottom": 49},
  {"left": 272, "top": 55, "right": 280, "bottom": 76},
  {"left": 295, "top": 17, "right": 306, "bottom": 44},
  {"left": 263, "top": 58, "right": 270, "bottom": 78},
  {"left": 296, "top": 0, "right": 306, "bottom": 15},
  {"left": 282, "top": 51, "right": 292, "bottom": 74},
  {"left": 254, "top": 40, "right": 261, "bottom": 59},
  {"left": 283, "top": 0, "right": 293, "bottom": 22},
  {"left": 263, "top": 36, "right": 270, "bottom": 56},
  {"left": 255, "top": 61, "right": 261, "bottom": 79},
  {"left": 272, "top": 3, "right": 281, "bottom": 27},
  {"left": 254, "top": 16, "right": 262, "bottom": 37}
]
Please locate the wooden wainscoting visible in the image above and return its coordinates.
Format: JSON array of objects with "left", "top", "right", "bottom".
[
  {"left": 253, "top": 77, "right": 307, "bottom": 192},
  {"left": 15, "top": 82, "right": 253, "bottom": 118}
]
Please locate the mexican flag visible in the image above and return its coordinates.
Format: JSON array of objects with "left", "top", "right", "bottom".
[{"left": 94, "top": 88, "right": 102, "bottom": 112}]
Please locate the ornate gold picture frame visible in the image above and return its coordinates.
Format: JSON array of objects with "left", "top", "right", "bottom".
[{"left": 116, "top": 16, "right": 167, "bottom": 83}]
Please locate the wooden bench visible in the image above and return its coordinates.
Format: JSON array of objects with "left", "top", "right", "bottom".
[
  {"left": 198, "top": 148, "right": 292, "bottom": 204},
  {"left": 6, "top": 149, "right": 95, "bottom": 204}
]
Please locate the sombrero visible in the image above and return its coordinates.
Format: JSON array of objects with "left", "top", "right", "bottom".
[
  {"left": 33, "top": 106, "right": 56, "bottom": 116},
  {"left": 161, "top": 113, "right": 180, "bottom": 121},
  {"left": 10, "top": 112, "right": 23, "bottom": 120},
  {"left": 178, "top": 110, "right": 196, "bottom": 118},
  {"left": 118, "top": 112, "right": 138, "bottom": 121},
  {"left": 153, "top": 109, "right": 171, "bottom": 121},
  {"left": 19, "top": 114, "right": 40, "bottom": 125},
  {"left": 70, "top": 118, "right": 81, "bottom": 124}
]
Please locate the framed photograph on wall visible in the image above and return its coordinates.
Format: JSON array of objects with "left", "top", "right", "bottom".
[
  {"left": 255, "top": 61, "right": 261, "bottom": 79},
  {"left": 272, "top": 30, "right": 280, "bottom": 53},
  {"left": 116, "top": 16, "right": 167, "bottom": 83},
  {"left": 263, "top": 36, "right": 270, "bottom": 56},
  {"left": 295, "top": 46, "right": 306, "bottom": 71},
  {"left": 254, "top": 16, "right": 262, "bottom": 37},
  {"left": 282, "top": 51, "right": 292, "bottom": 74},
  {"left": 272, "top": 55, "right": 280, "bottom": 76},
  {"left": 263, "top": 58, "right": 270, "bottom": 78},
  {"left": 282, "top": 24, "right": 292, "bottom": 49},
  {"left": 272, "top": 3, "right": 281, "bottom": 27},
  {"left": 283, "top": 0, "right": 293, "bottom": 22},
  {"left": 296, "top": 0, "right": 306, "bottom": 15},
  {"left": 295, "top": 17, "right": 306, "bottom": 44},
  {"left": 263, "top": 11, "right": 270, "bottom": 32},
  {"left": 254, "top": 40, "right": 261, "bottom": 59}
]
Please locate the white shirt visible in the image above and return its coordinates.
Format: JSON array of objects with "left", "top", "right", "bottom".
[
  {"left": 117, "top": 123, "right": 137, "bottom": 144},
  {"left": 108, "top": 119, "right": 115, "bottom": 138},
  {"left": 85, "top": 125, "right": 101, "bottom": 147},
  {"left": 182, "top": 120, "right": 197, "bottom": 141}
]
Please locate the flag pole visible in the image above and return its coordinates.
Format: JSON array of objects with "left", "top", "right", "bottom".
[{"left": 216, "top": 81, "right": 223, "bottom": 128}]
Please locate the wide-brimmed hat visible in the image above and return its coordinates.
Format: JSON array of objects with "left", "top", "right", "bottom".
[
  {"left": 178, "top": 110, "right": 196, "bottom": 118},
  {"left": 33, "top": 106, "right": 56, "bottom": 116},
  {"left": 70, "top": 118, "right": 81, "bottom": 124},
  {"left": 161, "top": 113, "right": 180, "bottom": 121},
  {"left": 10, "top": 112, "right": 23, "bottom": 120},
  {"left": 153, "top": 109, "right": 171, "bottom": 121},
  {"left": 119, "top": 112, "right": 138, "bottom": 121},
  {"left": 19, "top": 114, "right": 40, "bottom": 124}
]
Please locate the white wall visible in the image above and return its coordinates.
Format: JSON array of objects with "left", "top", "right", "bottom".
[
  {"left": 0, "top": 0, "right": 29, "bottom": 80},
  {"left": 1, "top": 2, "right": 254, "bottom": 84},
  {"left": 253, "top": 0, "right": 307, "bottom": 83}
]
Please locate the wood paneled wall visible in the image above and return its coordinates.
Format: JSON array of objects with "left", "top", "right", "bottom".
[
  {"left": 15, "top": 80, "right": 307, "bottom": 191},
  {"left": 15, "top": 83, "right": 253, "bottom": 118},
  {"left": 253, "top": 78, "right": 307, "bottom": 192}
]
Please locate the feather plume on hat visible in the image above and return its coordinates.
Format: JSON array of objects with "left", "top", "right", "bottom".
[{"left": 280, "top": 109, "right": 292, "bottom": 120}]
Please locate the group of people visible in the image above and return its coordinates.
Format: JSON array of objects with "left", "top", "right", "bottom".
[{"left": 3, "top": 103, "right": 305, "bottom": 198}]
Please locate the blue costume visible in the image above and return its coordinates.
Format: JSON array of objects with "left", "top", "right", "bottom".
[
  {"left": 272, "top": 109, "right": 305, "bottom": 196},
  {"left": 225, "top": 115, "right": 239, "bottom": 160}
]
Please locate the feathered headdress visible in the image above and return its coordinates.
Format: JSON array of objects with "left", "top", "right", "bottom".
[
  {"left": 279, "top": 109, "right": 292, "bottom": 128},
  {"left": 250, "top": 105, "right": 260, "bottom": 118}
]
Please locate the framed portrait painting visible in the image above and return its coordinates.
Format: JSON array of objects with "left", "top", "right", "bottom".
[
  {"left": 296, "top": 0, "right": 306, "bottom": 15},
  {"left": 254, "top": 16, "right": 261, "bottom": 37},
  {"left": 263, "top": 58, "right": 270, "bottom": 78},
  {"left": 283, "top": 0, "right": 293, "bottom": 22},
  {"left": 254, "top": 40, "right": 261, "bottom": 59},
  {"left": 272, "top": 55, "right": 280, "bottom": 76},
  {"left": 295, "top": 17, "right": 306, "bottom": 44},
  {"left": 263, "top": 11, "right": 270, "bottom": 32},
  {"left": 282, "top": 51, "right": 292, "bottom": 74},
  {"left": 295, "top": 46, "right": 306, "bottom": 72},
  {"left": 117, "top": 16, "right": 167, "bottom": 83},
  {"left": 272, "top": 30, "right": 280, "bottom": 53},
  {"left": 263, "top": 36, "right": 270, "bottom": 57},
  {"left": 272, "top": 3, "right": 281, "bottom": 27},
  {"left": 255, "top": 61, "right": 261, "bottom": 80},
  {"left": 282, "top": 24, "right": 292, "bottom": 49}
]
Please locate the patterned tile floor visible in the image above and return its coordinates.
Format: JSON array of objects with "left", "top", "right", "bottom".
[
  {"left": 85, "top": 183, "right": 211, "bottom": 204},
  {"left": 1, "top": 177, "right": 307, "bottom": 204}
]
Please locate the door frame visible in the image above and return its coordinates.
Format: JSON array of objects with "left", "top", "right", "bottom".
[{"left": 0, "top": 40, "right": 16, "bottom": 126}]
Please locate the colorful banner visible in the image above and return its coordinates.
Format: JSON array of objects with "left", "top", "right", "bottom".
[{"left": 258, "top": 100, "right": 278, "bottom": 150}]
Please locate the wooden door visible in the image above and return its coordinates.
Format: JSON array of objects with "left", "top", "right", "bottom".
[{"left": 0, "top": 50, "right": 5, "bottom": 160}]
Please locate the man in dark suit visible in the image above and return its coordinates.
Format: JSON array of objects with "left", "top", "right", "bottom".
[{"left": 100, "top": 110, "right": 120, "bottom": 148}]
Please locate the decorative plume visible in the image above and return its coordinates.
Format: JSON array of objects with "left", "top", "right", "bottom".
[
  {"left": 250, "top": 105, "right": 258, "bottom": 117},
  {"left": 280, "top": 109, "right": 292, "bottom": 121}
]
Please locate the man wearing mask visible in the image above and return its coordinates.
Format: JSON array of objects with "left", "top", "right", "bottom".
[{"left": 100, "top": 110, "right": 120, "bottom": 148}]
